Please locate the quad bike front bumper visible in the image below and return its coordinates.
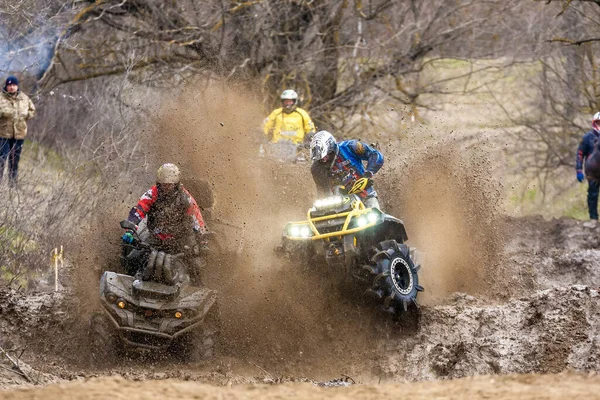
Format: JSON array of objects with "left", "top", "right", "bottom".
[{"left": 100, "top": 306, "right": 209, "bottom": 350}]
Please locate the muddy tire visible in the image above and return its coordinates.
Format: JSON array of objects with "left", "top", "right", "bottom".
[
  {"left": 364, "top": 240, "right": 423, "bottom": 314},
  {"left": 189, "top": 257, "right": 206, "bottom": 287},
  {"left": 174, "top": 303, "right": 221, "bottom": 362},
  {"left": 89, "top": 313, "right": 120, "bottom": 366}
]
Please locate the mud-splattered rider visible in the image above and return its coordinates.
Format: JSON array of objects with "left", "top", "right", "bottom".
[
  {"left": 122, "top": 163, "right": 207, "bottom": 283},
  {"left": 576, "top": 112, "right": 600, "bottom": 220},
  {"left": 310, "top": 131, "right": 384, "bottom": 210}
]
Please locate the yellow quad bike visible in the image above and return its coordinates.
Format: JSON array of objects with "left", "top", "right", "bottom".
[{"left": 281, "top": 178, "right": 424, "bottom": 315}]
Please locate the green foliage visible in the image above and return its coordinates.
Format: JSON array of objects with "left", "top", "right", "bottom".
[
  {"left": 506, "top": 175, "right": 590, "bottom": 219},
  {"left": 0, "top": 225, "right": 38, "bottom": 253}
]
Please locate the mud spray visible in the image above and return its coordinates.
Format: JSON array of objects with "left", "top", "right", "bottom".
[
  {"left": 65, "top": 83, "right": 506, "bottom": 378},
  {"left": 136, "top": 83, "right": 389, "bottom": 379},
  {"left": 380, "top": 135, "right": 505, "bottom": 304}
]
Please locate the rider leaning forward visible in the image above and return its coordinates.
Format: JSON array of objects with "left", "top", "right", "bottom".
[
  {"left": 309, "top": 131, "right": 384, "bottom": 210},
  {"left": 122, "top": 163, "right": 207, "bottom": 283}
]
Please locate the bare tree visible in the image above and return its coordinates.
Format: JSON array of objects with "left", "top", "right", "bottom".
[
  {"left": 25, "top": 1, "right": 524, "bottom": 131},
  {"left": 499, "top": 0, "right": 600, "bottom": 187}
]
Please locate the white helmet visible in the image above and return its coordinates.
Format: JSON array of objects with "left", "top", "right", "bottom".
[
  {"left": 157, "top": 163, "right": 181, "bottom": 184},
  {"left": 310, "top": 131, "right": 338, "bottom": 162},
  {"left": 593, "top": 112, "right": 600, "bottom": 131},
  {"left": 280, "top": 89, "right": 298, "bottom": 113}
]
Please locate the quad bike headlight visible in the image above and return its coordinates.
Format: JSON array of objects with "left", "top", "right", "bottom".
[
  {"left": 174, "top": 311, "right": 183, "bottom": 319},
  {"left": 117, "top": 299, "right": 127, "bottom": 309},
  {"left": 105, "top": 293, "right": 117, "bottom": 303},
  {"left": 356, "top": 216, "right": 368, "bottom": 227},
  {"left": 314, "top": 196, "right": 343, "bottom": 210},
  {"left": 367, "top": 212, "right": 379, "bottom": 223},
  {"left": 300, "top": 226, "right": 311, "bottom": 238},
  {"left": 288, "top": 224, "right": 312, "bottom": 238},
  {"left": 354, "top": 212, "right": 380, "bottom": 228}
]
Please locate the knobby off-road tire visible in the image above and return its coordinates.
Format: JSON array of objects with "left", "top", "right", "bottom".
[
  {"left": 174, "top": 303, "right": 221, "bottom": 362},
  {"left": 364, "top": 240, "right": 423, "bottom": 314},
  {"left": 89, "top": 313, "right": 120, "bottom": 367}
]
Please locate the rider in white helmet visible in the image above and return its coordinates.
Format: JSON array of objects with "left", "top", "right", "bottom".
[
  {"left": 122, "top": 163, "right": 208, "bottom": 283},
  {"left": 576, "top": 112, "right": 600, "bottom": 220},
  {"left": 126, "top": 163, "right": 206, "bottom": 241},
  {"left": 310, "top": 131, "right": 384, "bottom": 210},
  {"left": 263, "top": 89, "right": 316, "bottom": 146}
]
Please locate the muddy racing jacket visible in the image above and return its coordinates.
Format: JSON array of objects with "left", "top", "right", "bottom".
[
  {"left": 576, "top": 130, "right": 600, "bottom": 173},
  {"left": 311, "top": 140, "right": 384, "bottom": 199},
  {"left": 127, "top": 185, "right": 206, "bottom": 241},
  {"left": 263, "top": 107, "right": 315, "bottom": 145}
]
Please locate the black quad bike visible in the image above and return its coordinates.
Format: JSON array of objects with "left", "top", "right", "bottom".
[
  {"left": 280, "top": 181, "right": 423, "bottom": 316},
  {"left": 89, "top": 220, "right": 220, "bottom": 364}
]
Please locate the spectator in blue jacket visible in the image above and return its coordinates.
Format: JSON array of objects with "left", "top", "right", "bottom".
[
  {"left": 310, "top": 130, "right": 384, "bottom": 210},
  {"left": 576, "top": 112, "right": 600, "bottom": 220}
]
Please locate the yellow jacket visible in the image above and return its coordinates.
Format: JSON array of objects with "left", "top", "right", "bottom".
[
  {"left": 263, "top": 107, "right": 315, "bottom": 144},
  {"left": 0, "top": 91, "right": 35, "bottom": 140}
]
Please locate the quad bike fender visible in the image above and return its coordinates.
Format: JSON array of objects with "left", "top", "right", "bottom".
[
  {"left": 100, "top": 311, "right": 210, "bottom": 351},
  {"left": 379, "top": 214, "right": 409, "bottom": 243},
  {"left": 100, "top": 271, "right": 218, "bottom": 335},
  {"left": 278, "top": 236, "right": 314, "bottom": 258}
]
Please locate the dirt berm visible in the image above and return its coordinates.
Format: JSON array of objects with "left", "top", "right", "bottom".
[{"left": 378, "top": 285, "right": 599, "bottom": 380}]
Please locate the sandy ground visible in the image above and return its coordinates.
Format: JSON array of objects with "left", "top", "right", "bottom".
[{"left": 3, "top": 372, "right": 600, "bottom": 400}]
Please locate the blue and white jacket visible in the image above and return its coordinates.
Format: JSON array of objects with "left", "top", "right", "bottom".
[{"left": 311, "top": 140, "right": 384, "bottom": 198}]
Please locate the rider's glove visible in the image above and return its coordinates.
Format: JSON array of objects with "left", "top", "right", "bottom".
[
  {"left": 577, "top": 170, "right": 585, "bottom": 183},
  {"left": 362, "top": 171, "right": 374, "bottom": 187},
  {"left": 199, "top": 241, "right": 209, "bottom": 251},
  {"left": 122, "top": 231, "right": 135, "bottom": 244}
]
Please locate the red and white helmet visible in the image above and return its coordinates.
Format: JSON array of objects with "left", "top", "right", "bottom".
[{"left": 593, "top": 112, "right": 600, "bottom": 132}]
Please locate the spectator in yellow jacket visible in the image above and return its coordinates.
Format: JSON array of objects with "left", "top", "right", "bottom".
[
  {"left": 0, "top": 76, "right": 35, "bottom": 187},
  {"left": 263, "top": 90, "right": 315, "bottom": 146}
]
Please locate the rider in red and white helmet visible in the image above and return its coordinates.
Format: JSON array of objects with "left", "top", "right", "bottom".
[{"left": 121, "top": 163, "right": 209, "bottom": 283}]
